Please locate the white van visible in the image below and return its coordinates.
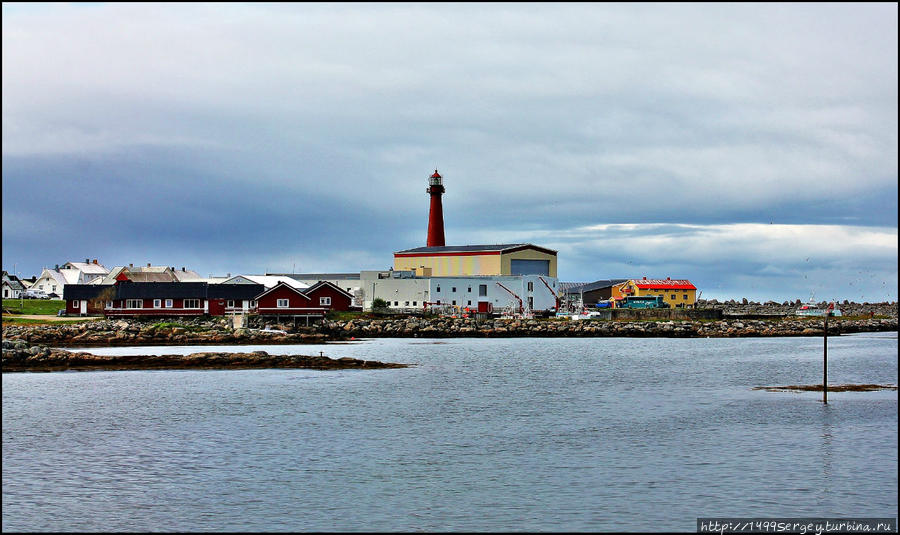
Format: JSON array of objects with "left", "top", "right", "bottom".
[{"left": 24, "top": 289, "right": 50, "bottom": 299}]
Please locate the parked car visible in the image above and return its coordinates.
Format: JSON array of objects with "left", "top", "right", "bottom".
[{"left": 24, "top": 289, "right": 50, "bottom": 299}]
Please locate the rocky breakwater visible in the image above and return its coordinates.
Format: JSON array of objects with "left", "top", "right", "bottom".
[
  {"left": 319, "top": 315, "right": 898, "bottom": 338},
  {"left": 1, "top": 318, "right": 327, "bottom": 347},
  {"left": 701, "top": 299, "right": 898, "bottom": 318},
  {"left": 1, "top": 340, "right": 409, "bottom": 372},
  {"left": 3, "top": 310, "right": 897, "bottom": 346}
]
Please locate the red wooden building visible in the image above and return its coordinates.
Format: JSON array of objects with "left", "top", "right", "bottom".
[
  {"left": 64, "top": 279, "right": 351, "bottom": 318},
  {"left": 106, "top": 282, "right": 209, "bottom": 317},
  {"left": 255, "top": 281, "right": 353, "bottom": 317},
  {"left": 302, "top": 281, "right": 354, "bottom": 312}
]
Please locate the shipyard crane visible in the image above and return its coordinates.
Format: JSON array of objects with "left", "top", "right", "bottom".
[
  {"left": 495, "top": 282, "right": 523, "bottom": 314},
  {"left": 538, "top": 276, "right": 559, "bottom": 311}
]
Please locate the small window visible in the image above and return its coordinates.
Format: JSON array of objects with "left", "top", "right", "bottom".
[
  {"left": 165, "top": 299, "right": 173, "bottom": 308},
  {"left": 277, "top": 299, "right": 289, "bottom": 308},
  {"left": 153, "top": 299, "right": 161, "bottom": 308},
  {"left": 106, "top": 301, "right": 113, "bottom": 308},
  {"left": 452, "top": 287, "right": 456, "bottom": 292},
  {"left": 249, "top": 300, "right": 257, "bottom": 307},
  {"left": 394, "top": 301, "right": 398, "bottom": 306},
  {"left": 527, "top": 282, "right": 534, "bottom": 292},
  {"left": 467, "top": 287, "right": 472, "bottom": 293},
  {"left": 126, "top": 299, "right": 143, "bottom": 309},
  {"left": 479, "top": 284, "right": 487, "bottom": 296},
  {"left": 227, "top": 300, "right": 235, "bottom": 307},
  {"left": 436, "top": 286, "right": 441, "bottom": 292},
  {"left": 436, "top": 300, "right": 441, "bottom": 305},
  {"left": 683, "top": 294, "right": 688, "bottom": 300},
  {"left": 405, "top": 301, "right": 409, "bottom": 306},
  {"left": 320, "top": 296, "right": 331, "bottom": 306},
  {"left": 72, "top": 300, "right": 80, "bottom": 307},
  {"left": 452, "top": 300, "right": 456, "bottom": 305},
  {"left": 467, "top": 300, "right": 472, "bottom": 306},
  {"left": 412, "top": 301, "right": 417, "bottom": 306}
]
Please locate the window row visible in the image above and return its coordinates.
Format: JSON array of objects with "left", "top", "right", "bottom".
[
  {"left": 432, "top": 284, "right": 490, "bottom": 297},
  {"left": 276, "top": 297, "right": 332, "bottom": 308},
  {"left": 123, "top": 299, "right": 202, "bottom": 309}
]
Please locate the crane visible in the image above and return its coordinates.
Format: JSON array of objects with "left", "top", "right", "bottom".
[
  {"left": 538, "top": 276, "right": 559, "bottom": 311},
  {"left": 495, "top": 282, "right": 523, "bottom": 314}
]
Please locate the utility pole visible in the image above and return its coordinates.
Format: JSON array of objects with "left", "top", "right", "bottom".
[
  {"left": 823, "top": 311, "right": 828, "bottom": 404},
  {"left": 823, "top": 302, "right": 834, "bottom": 404}
]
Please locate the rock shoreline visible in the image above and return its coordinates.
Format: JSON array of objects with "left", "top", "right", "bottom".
[
  {"left": 2, "top": 314, "right": 897, "bottom": 347},
  {"left": 1, "top": 341, "right": 409, "bottom": 373}
]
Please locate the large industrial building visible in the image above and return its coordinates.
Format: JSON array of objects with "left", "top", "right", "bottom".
[
  {"left": 376, "top": 169, "right": 561, "bottom": 314},
  {"left": 359, "top": 269, "right": 559, "bottom": 314},
  {"left": 263, "top": 169, "right": 563, "bottom": 315},
  {"left": 393, "top": 243, "right": 557, "bottom": 278}
]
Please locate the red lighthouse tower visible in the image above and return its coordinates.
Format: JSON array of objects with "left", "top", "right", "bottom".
[{"left": 426, "top": 169, "right": 446, "bottom": 247}]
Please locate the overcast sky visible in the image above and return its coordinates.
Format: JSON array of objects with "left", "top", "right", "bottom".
[{"left": 3, "top": 2, "right": 897, "bottom": 302}]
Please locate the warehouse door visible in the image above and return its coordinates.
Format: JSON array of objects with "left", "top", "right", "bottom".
[{"left": 510, "top": 259, "right": 550, "bottom": 276}]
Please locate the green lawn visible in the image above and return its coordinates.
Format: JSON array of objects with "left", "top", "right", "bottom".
[
  {"left": 1, "top": 316, "right": 99, "bottom": 325},
  {"left": 2, "top": 299, "right": 66, "bottom": 315}
]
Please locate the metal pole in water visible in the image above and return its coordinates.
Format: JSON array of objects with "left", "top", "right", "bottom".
[{"left": 823, "top": 311, "right": 828, "bottom": 404}]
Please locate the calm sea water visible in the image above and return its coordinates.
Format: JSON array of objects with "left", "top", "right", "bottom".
[{"left": 3, "top": 333, "right": 897, "bottom": 532}]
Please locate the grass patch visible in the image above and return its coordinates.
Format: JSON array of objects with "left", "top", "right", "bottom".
[
  {"left": 326, "top": 310, "right": 365, "bottom": 321},
  {"left": 149, "top": 321, "right": 200, "bottom": 332},
  {"left": 1, "top": 316, "right": 100, "bottom": 326},
  {"left": 2, "top": 299, "right": 66, "bottom": 315}
]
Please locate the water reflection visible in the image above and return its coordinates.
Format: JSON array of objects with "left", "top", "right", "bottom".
[{"left": 818, "top": 404, "right": 834, "bottom": 506}]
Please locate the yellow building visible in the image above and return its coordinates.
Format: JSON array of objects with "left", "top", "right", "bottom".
[
  {"left": 394, "top": 244, "right": 557, "bottom": 278},
  {"left": 616, "top": 277, "right": 698, "bottom": 308}
]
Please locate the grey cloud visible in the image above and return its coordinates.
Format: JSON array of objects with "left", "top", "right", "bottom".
[{"left": 2, "top": 3, "right": 896, "bottom": 302}]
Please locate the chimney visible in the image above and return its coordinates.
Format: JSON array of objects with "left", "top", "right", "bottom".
[
  {"left": 182, "top": 267, "right": 185, "bottom": 272},
  {"left": 129, "top": 263, "right": 133, "bottom": 268},
  {"left": 86, "top": 258, "right": 90, "bottom": 263},
  {"left": 666, "top": 277, "right": 670, "bottom": 280},
  {"left": 643, "top": 276, "right": 647, "bottom": 280},
  {"left": 147, "top": 263, "right": 151, "bottom": 267},
  {"left": 55, "top": 264, "right": 59, "bottom": 270},
  {"left": 93, "top": 259, "right": 98, "bottom": 265}
]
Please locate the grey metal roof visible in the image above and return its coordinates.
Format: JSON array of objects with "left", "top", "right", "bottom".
[
  {"left": 64, "top": 284, "right": 115, "bottom": 300},
  {"left": 395, "top": 243, "right": 557, "bottom": 255},
  {"left": 562, "top": 279, "right": 629, "bottom": 294},
  {"left": 115, "top": 282, "right": 208, "bottom": 299},
  {"left": 207, "top": 283, "right": 265, "bottom": 300},
  {"left": 4, "top": 279, "right": 25, "bottom": 291},
  {"left": 273, "top": 273, "right": 361, "bottom": 280}
]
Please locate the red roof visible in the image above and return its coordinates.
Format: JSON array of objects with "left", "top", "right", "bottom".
[
  {"left": 632, "top": 279, "right": 696, "bottom": 290},
  {"left": 430, "top": 170, "right": 442, "bottom": 179}
]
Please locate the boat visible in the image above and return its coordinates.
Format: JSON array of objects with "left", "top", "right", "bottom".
[{"left": 795, "top": 301, "right": 842, "bottom": 317}]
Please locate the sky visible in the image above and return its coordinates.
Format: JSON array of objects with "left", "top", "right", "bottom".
[{"left": 2, "top": 2, "right": 897, "bottom": 303}]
